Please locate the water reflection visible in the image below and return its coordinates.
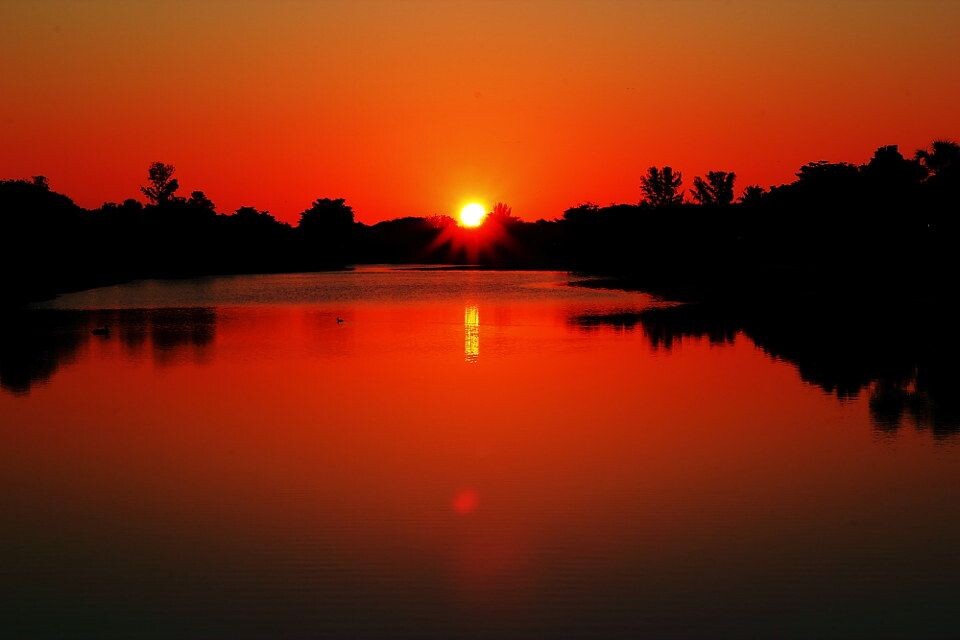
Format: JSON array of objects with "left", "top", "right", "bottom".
[
  {"left": 5, "top": 274, "right": 960, "bottom": 638},
  {"left": 0, "top": 308, "right": 217, "bottom": 394},
  {"left": 0, "top": 312, "right": 88, "bottom": 395},
  {"left": 4, "top": 286, "right": 959, "bottom": 439},
  {"left": 571, "top": 300, "right": 960, "bottom": 438},
  {"left": 464, "top": 305, "right": 479, "bottom": 363}
]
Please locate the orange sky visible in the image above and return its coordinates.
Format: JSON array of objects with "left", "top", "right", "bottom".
[{"left": 1, "top": 0, "right": 958, "bottom": 223}]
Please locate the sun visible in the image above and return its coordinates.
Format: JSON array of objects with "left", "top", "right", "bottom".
[{"left": 459, "top": 202, "right": 487, "bottom": 228}]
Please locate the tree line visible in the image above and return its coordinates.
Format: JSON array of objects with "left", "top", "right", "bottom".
[
  {"left": 563, "top": 140, "right": 959, "bottom": 299},
  {"left": 1, "top": 140, "right": 958, "bottom": 304}
]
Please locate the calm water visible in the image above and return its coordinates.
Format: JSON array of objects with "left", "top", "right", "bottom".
[{"left": 2, "top": 267, "right": 959, "bottom": 638}]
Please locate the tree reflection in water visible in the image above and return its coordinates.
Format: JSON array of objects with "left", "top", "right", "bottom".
[
  {"left": 571, "top": 298, "right": 960, "bottom": 438},
  {"left": 0, "top": 308, "right": 216, "bottom": 395}
]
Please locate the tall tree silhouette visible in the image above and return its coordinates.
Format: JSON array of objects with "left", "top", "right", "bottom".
[
  {"left": 691, "top": 171, "right": 736, "bottom": 205},
  {"left": 140, "top": 162, "right": 179, "bottom": 205},
  {"left": 640, "top": 166, "right": 683, "bottom": 207}
]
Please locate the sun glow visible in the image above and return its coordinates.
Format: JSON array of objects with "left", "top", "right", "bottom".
[{"left": 459, "top": 203, "right": 487, "bottom": 228}]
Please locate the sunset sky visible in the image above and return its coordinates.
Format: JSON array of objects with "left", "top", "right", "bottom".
[{"left": 2, "top": 0, "right": 958, "bottom": 223}]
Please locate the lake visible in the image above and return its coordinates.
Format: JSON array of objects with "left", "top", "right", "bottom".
[{"left": 2, "top": 267, "right": 959, "bottom": 638}]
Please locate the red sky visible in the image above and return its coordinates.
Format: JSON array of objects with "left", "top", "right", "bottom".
[{"left": 1, "top": 0, "right": 958, "bottom": 224}]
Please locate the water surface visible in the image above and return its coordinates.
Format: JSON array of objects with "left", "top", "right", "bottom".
[{"left": 2, "top": 267, "right": 959, "bottom": 638}]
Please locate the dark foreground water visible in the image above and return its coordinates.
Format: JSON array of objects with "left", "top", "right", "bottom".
[{"left": 2, "top": 267, "right": 959, "bottom": 638}]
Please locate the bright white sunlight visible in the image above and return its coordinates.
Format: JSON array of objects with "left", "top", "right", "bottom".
[{"left": 459, "top": 202, "right": 487, "bottom": 227}]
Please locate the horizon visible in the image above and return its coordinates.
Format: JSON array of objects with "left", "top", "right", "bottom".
[
  {"left": 6, "top": 2, "right": 960, "bottom": 637},
  {"left": 3, "top": 138, "right": 954, "bottom": 225},
  {"left": 2, "top": 0, "right": 959, "bottom": 224}
]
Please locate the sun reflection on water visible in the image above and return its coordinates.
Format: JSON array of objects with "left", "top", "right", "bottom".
[{"left": 464, "top": 305, "right": 479, "bottom": 363}]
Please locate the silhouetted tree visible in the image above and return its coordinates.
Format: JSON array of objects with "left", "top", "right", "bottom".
[
  {"left": 691, "top": 171, "right": 736, "bottom": 205},
  {"left": 0, "top": 177, "right": 84, "bottom": 302},
  {"left": 186, "top": 190, "right": 215, "bottom": 213},
  {"left": 140, "top": 162, "right": 179, "bottom": 205},
  {"left": 739, "top": 185, "right": 765, "bottom": 205},
  {"left": 640, "top": 166, "right": 683, "bottom": 207},
  {"left": 915, "top": 139, "right": 960, "bottom": 179},
  {"left": 232, "top": 205, "right": 276, "bottom": 225},
  {"left": 562, "top": 203, "right": 600, "bottom": 223},
  {"left": 795, "top": 160, "right": 859, "bottom": 185},
  {"left": 298, "top": 198, "right": 355, "bottom": 267},
  {"left": 5, "top": 136, "right": 960, "bottom": 307},
  {"left": 426, "top": 214, "right": 457, "bottom": 229},
  {"left": 863, "top": 145, "right": 926, "bottom": 185},
  {"left": 93, "top": 198, "right": 144, "bottom": 223},
  {"left": 489, "top": 202, "right": 521, "bottom": 226},
  {"left": 298, "top": 198, "right": 354, "bottom": 232}
]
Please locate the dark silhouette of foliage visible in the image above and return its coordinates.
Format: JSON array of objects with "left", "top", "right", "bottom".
[
  {"left": 691, "top": 171, "right": 736, "bottom": 205},
  {"left": 915, "top": 139, "right": 960, "bottom": 179},
  {"left": 794, "top": 160, "right": 860, "bottom": 191},
  {"left": 186, "top": 190, "right": 216, "bottom": 213},
  {"left": 864, "top": 145, "right": 927, "bottom": 184},
  {"left": 562, "top": 203, "right": 600, "bottom": 223},
  {"left": 640, "top": 166, "right": 683, "bottom": 207},
  {"left": 297, "top": 198, "right": 355, "bottom": 267},
  {"left": 739, "top": 185, "right": 765, "bottom": 204},
  {"left": 298, "top": 197, "right": 355, "bottom": 233},
  {"left": 489, "top": 202, "right": 519, "bottom": 225},
  {"left": 140, "top": 162, "right": 179, "bottom": 205},
  {"left": 233, "top": 205, "right": 277, "bottom": 225},
  {"left": 0, "top": 176, "right": 85, "bottom": 302},
  {"left": 2, "top": 139, "right": 960, "bottom": 308}
]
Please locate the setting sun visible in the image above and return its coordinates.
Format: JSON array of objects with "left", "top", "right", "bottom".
[{"left": 459, "top": 203, "right": 487, "bottom": 228}]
